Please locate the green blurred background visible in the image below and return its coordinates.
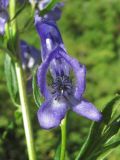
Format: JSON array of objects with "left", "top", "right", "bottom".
[{"left": 0, "top": 0, "right": 120, "bottom": 159}]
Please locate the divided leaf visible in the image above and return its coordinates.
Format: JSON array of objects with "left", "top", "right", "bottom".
[
  {"left": 32, "top": 67, "right": 42, "bottom": 108},
  {"left": 4, "top": 54, "right": 20, "bottom": 107},
  {"left": 75, "top": 95, "right": 120, "bottom": 160},
  {"left": 54, "top": 144, "right": 61, "bottom": 160}
]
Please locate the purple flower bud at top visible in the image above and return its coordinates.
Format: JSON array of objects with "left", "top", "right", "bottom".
[
  {"left": 35, "top": 14, "right": 70, "bottom": 78},
  {"left": 38, "top": 0, "right": 64, "bottom": 21},
  {"left": 35, "top": 15, "right": 63, "bottom": 60},
  {"left": 0, "top": 9, "right": 8, "bottom": 35},
  {"left": 0, "top": 0, "right": 9, "bottom": 9},
  {"left": 0, "top": 0, "right": 9, "bottom": 35}
]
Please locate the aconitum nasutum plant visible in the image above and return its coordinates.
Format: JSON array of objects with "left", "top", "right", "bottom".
[{"left": 1, "top": 0, "right": 120, "bottom": 160}]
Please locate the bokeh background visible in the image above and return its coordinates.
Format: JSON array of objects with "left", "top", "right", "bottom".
[{"left": 0, "top": 0, "right": 120, "bottom": 159}]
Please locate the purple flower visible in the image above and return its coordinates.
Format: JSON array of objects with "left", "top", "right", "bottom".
[
  {"left": 35, "top": 16, "right": 63, "bottom": 60},
  {"left": 20, "top": 40, "right": 41, "bottom": 92},
  {"left": 35, "top": 16, "right": 102, "bottom": 130},
  {"left": 0, "top": 0, "right": 9, "bottom": 35},
  {"left": 0, "top": 9, "right": 8, "bottom": 35},
  {"left": 0, "top": 0, "right": 25, "bottom": 35},
  {"left": 0, "top": 0, "right": 9, "bottom": 8},
  {"left": 37, "top": 0, "right": 64, "bottom": 21},
  {"left": 20, "top": 40, "right": 41, "bottom": 70}
]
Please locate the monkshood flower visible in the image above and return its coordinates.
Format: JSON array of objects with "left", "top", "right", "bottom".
[
  {"left": 20, "top": 40, "right": 41, "bottom": 92},
  {"left": 0, "top": 0, "right": 9, "bottom": 8},
  {"left": 0, "top": 0, "right": 9, "bottom": 35},
  {"left": 0, "top": 0, "right": 27, "bottom": 35},
  {"left": 35, "top": 15, "right": 102, "bottom": 130},
  {"left": 20, "top": 40, "right": 41, "bottom": 71},
  {"left": 38, "top": 0, "right": 64, "bottom": 21}
]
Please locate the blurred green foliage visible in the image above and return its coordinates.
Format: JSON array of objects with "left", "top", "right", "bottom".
[{"left": 0, "top": 0, "right": 120, "bottom": 159}]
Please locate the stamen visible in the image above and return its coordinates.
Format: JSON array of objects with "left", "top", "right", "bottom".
[{"left": 51, "top": 75, "right": 73, "bottom": 99}]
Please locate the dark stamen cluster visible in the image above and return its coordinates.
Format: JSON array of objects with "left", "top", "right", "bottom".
[{"left": 51, "top": 75, "right": 73, "bottom": 99}]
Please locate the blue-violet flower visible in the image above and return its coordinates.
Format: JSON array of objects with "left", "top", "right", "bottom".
[
  {"left": 37, "top": 0, "right": 64, "bottom": 21},
  {"left": 35, "top": 4, "right": 102, "bottom": 130},
  {"left": 0, "top": 0, "right": 9, "bottom": 35},
  {"left": 20, "top": 40, "right": 41, "bottom": 92}
]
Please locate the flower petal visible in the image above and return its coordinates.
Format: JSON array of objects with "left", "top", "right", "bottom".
[
  {"left": 0, "top": 0, "right": 9, "bottom": 8},
  {"left": 35, "top": 18, "right": 63, "bottom": 60},
  {"left": 20, "top": 40, "right": 41, "bottom": 70},
  {"left": 37, "top": 46, "right": 60, "bottom": 98},
  {"left": 37, "top": 46, "right": 85, "bottom": 99},
  {"left": 37, "top": 98, "right": 68, "bottom": 129},
  {"left": 58, "top": 47, "right": 86, "bottom": 100},
  {"left": 50, "top": 55, "right": 70, "bottom": 78},
  {"left": 72, "top": 98, "right": 102, "bottom": 121},
  {"left": 38, "top": 1, "right": 64, "bottom": 21},
  {"left": 0, "top": 9, "right": 8, "bottom": 35}
]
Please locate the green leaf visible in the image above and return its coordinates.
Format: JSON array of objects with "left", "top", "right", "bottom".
[
  {"left": 10, "top": 0, "right": 27, "bottom": 21},
  {"left": 102, "top": 95, "right": 120, "bottom": 124},
  {"left": 0, "top": 35, "right": 17, "bottom": 61},
  {"left": 91, "top": 140, "right": 120, "bottom": 160},
  {"left": 40, "top": 0, "right": 59, "bottom": 16},
  {"left": 32, "top": 67, "right": 42, "bottom": 108},
  {"left": 4, "top": 54, "right": 20, "bottom": 107},
  {"left": 54, "top": 144, "right": 61, "bottom": 160},
  {"left": 2, "top": 121, "right": 15, "bottom": 140},
  {"left": 86, "top": 141, "right": 120, "bottom": 160},
  {"left": 19, "top": 17, "right": 34, "bottom": 34},
  {"left": 14, "top": 109, "right": 22, "bottom": 120},
  {"left": 75, "top": 95, "right": 120, "bottom": 160}
]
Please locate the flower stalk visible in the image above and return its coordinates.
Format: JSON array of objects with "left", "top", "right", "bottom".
[
  {"left": 60, "top": 115, "right": 67, "bottom": 160},
  {"left": 9, "top": 0, "right": 17, "bottom": 37},
  {"left": 15, "top": 62, "right": 36, "bottom": 160},
  {"left": 8, "top": 0, "right": 36, "bottom": 160}
]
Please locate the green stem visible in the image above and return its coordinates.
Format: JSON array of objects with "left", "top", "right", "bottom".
[
  {"left": 9, "top": 0, "right": 16, "bottom": 37},
  {"left": 15, "top": 62, "right": 36, "bottom": 160},
  {"left": 29, "top": 0, "right": 36, "bottom": 15},
  {"left": 60, "top": 116, "right": 67, "bottom": 160},
  {"left": 8, "top": 0, "right": 36, "bottom": 159}
]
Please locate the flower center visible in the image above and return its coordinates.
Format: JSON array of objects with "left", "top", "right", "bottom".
[{"left": 51, "top": 75, "right": 73, "bottom": 99}]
